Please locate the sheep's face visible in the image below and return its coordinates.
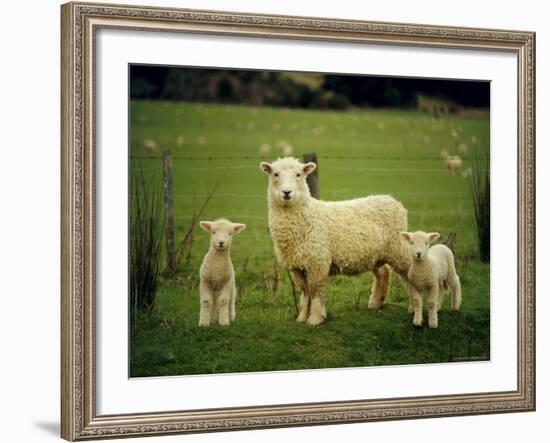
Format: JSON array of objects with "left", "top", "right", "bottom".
[
  {"left": 400, "top": 231, "right": 440, "bottom": 261},
  {"left": 260, "top": 157, "right": 316, "bottom": 207},
  {"left": 200, "top": 219, "right": 246, "bottom": 251}
]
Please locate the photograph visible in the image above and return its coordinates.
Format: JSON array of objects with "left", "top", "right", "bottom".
[{"left": 128, "top": 65, "right": 491, "bottom": 377}]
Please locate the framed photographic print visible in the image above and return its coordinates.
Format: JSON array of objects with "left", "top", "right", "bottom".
[{"left": 61, "top": 1, "right": 536, "bottom": 440}]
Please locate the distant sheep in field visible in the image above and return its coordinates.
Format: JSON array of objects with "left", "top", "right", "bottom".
[
  {"left": 260, "top": 157, "right": 411, "bottom": 326},
  {"left": 259, "top": 143, "right": 272, "bottom": 157},
  {"left": 457, "top": 143, "right": 468, "bottom": 155},
  {"left": 176, "top": 135, "right": 185, "bottom": 147},
  {"left": 400, "top": 231, "right": 462, "bottom": 328},
  {"left": 440, "top": 150, "right": 463, "bottom": 175},
  {"left": 462, "top": 167, "right": 473, "bottom": 178},
  {"left": 198, "top": 219, "right": 246, "bottom": 326},
  {"left": 282, "top": 144, "right": 294, "bottom": 156},
  {"left": 142, "top": 139, "right": 159, "bottom": 154}
]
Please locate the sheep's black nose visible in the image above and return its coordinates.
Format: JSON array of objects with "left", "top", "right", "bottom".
[
  {"left": 218, "top": 241, "right": 225, "bottom": 247},
  {"left": 416, "top": 252, "right": 421, "bottom": 258},
  {"left": 282, "top": 190, "right": 292, "bottom": 199}
]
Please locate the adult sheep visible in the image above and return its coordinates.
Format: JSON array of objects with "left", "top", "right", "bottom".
[{"left": 260, "top": 157, "right": 411, "bottom": 325}]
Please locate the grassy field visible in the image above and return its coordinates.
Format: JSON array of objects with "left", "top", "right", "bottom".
[{"left": 129, "top": 100, "right": 490, "bottom": 377}]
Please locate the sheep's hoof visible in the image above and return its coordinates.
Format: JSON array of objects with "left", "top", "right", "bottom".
[
  {"left": 413, "top": 319, "right": 423, "bottom": 327},
  {"left": 198, "top": 321, "right": 209, "bottom": 327},
  {"left": 368, "top": 300, "right": 383, "bottom": 310},
  {"left": 296, "top": 311, "right": 308, "bottom": 322},
  {"left": 428, "top": 320, "right": 438, "bottom": 329},
  {"left": 306, "top": 314, "right": 325, "bottom": 326}
]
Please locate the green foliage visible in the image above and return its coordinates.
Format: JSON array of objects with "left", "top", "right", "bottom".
[
  {"left": 326, "top": 93, "right": 351, "bottom": 110},
  {"left": 129, "top": 101, "right": 490, "bottom": 376},
  {"left": 130, "top": 166, "right": 164, "bottom": 311}
]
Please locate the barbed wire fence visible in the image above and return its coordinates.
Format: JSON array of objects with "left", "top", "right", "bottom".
[{"left": 131, "top": 151, "right": 475, "bottom": 279}]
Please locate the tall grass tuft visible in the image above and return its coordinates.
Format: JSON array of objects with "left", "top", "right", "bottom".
[
  {"left": 470, "top": 150, "right": 490, "bottom": 263},
  {"left": 130, "top": 165, "right": 164, "bottom": 312}
]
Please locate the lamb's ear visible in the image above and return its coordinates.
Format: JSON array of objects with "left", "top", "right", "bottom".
[
  {"left": 302, "top": 162, "right": 316, "bottom": 176},
  {"left": 199, "top": 221, "right": 212, "bottom": 232},
  {"left": 260, "top": 162, "right": 273, "bottom": 175},
  {"left": 428, "top": 232, "right": 440, "bottom": 242},
  {"left": 233, "top": 223, "right": 246, "bottom": 234},
  {"left": 400, "top": 232, "right": 412, "bottom": 242}
]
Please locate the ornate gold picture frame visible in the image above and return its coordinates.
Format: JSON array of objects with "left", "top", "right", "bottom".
[{"left": 61, "top": 2, "right": 535, "bottom": 440}]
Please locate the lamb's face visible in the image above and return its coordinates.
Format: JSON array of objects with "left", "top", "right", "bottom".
[
  {"left": 260, "top": 157, "right": 316, "bottom": 207},
  {"left": 400, "top": 231, "right": 440, "bottom": 261},
  {"left": 200, "top": 219, "right": 246, "bottom": 251}
]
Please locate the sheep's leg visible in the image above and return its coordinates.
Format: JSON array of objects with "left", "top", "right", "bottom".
[
  {"left": 229, "top": 279, "right": 237, "bottom": 322},
  {"left": 306, "top": 268, "right": 328, "bottom": 326},
  {"left": 217, "top": 287, "right": 231, "bottom": 326},
  {"left": 307, "top": 287, "right": 327, "bottom": 326},
  {"left": 198, "top": 282, "right": 213, "bottom": 327},
  {"left": 412, "top": 288, "right": 423, "bottom": 327},
  {"left": 290, "top": 269, "right": 309, "bottom": 322},
  {"left": 297, "top": 294, "right": 310, "bottom": 323},
  {"left": 427, "top": 286, "right": 439, "bottom": 328},
  {"left": 368, "top": 264, "right": 391, "bottom": 310},
  {"left": 449, "top": 274, "right": 462, "bottom": 311}
]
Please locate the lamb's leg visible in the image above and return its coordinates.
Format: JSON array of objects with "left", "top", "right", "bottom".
[
  {"left": 229, "top": 279, "right": 237, "bottom": 322},
  {"left": 199, "top": 282, "right": 213, "bottom": 327},
  {"left": 412, "top": 288, "right": 423, "bottom": 327},
  {"left": 368, "top": 264, "right": 391, "bottom": 310},
  {"left": 427, "top": 286, "right": 439, "bottom": 328},
  {"left": 438, "top": 283, "right": 445, "bottom": 312},
  {"left": 217, "top": 287, "right": 231, "bottom": 326},
  {"left": 449, "top": 274, "right": 462, "bottom": 311},
  {"left": 290, "top": 269, "right": 309, "bottom": 322}
]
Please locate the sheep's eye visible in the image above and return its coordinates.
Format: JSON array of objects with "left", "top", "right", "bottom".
[
  {"left": 274, "top": 172, "right": 279, "bottom": 177},
  {"left": 212, "top": 231, "right": 216, "bottom": 234},
  {"left": 296, "top": 173, "right": 301, "bottom": 178},
  {"left": 425, "top": 242, "right": 428, "bottom": 245},
  {"left": 229, "top": 232, "right": 232, "bottom": 236},
  {"left": 410, "top": 241, "right": 413, "bottom": 245}
]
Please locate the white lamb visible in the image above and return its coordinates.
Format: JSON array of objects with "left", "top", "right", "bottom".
[
  {"left": 198, "top": 219, "right": 246, "bottom": 326},
  {"left": 400, "top": 231, "right": 462, "bottom": 328},
  {"left": 260, "top": 157, "right": 411, "bottom": 326}
]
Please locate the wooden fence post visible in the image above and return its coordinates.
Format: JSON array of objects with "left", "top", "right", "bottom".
[
  {"left": 303, "top": 152, "right": 319, "bottom": 199},
  {"left": 163, "top": 149, "right": 176, "bottom": 274}
]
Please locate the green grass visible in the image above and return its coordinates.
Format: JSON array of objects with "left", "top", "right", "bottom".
[{"left": 129, "top": 100, "right": 490, "bottom": 377}]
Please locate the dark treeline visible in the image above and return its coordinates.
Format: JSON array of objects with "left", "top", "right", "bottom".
[{"left": 130, "top": 65, "right": 489, "bottom": 110}]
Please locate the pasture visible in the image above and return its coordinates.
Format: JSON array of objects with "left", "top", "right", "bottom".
[{"left": 129, "top": 100, "right": 490, "bottom": 377}]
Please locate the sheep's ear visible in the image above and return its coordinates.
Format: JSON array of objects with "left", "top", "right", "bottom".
[
  {"left": 233, "top": 223, "right": 246, "bottom": 234},
  {"left": 199, "top": 221, "right": 212, "bottom": 232},
  {"left": 400, "top": 232, "right": 412, "bottom": 242},
  {"left": 302, "top": 162, "right": 316, "bottom": 176},
  {"left": 428, "top": 232, "right": 440, "bottom": 242},
  {"left": 260, "top": 162, "right": 273, "bottom": 175}
]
